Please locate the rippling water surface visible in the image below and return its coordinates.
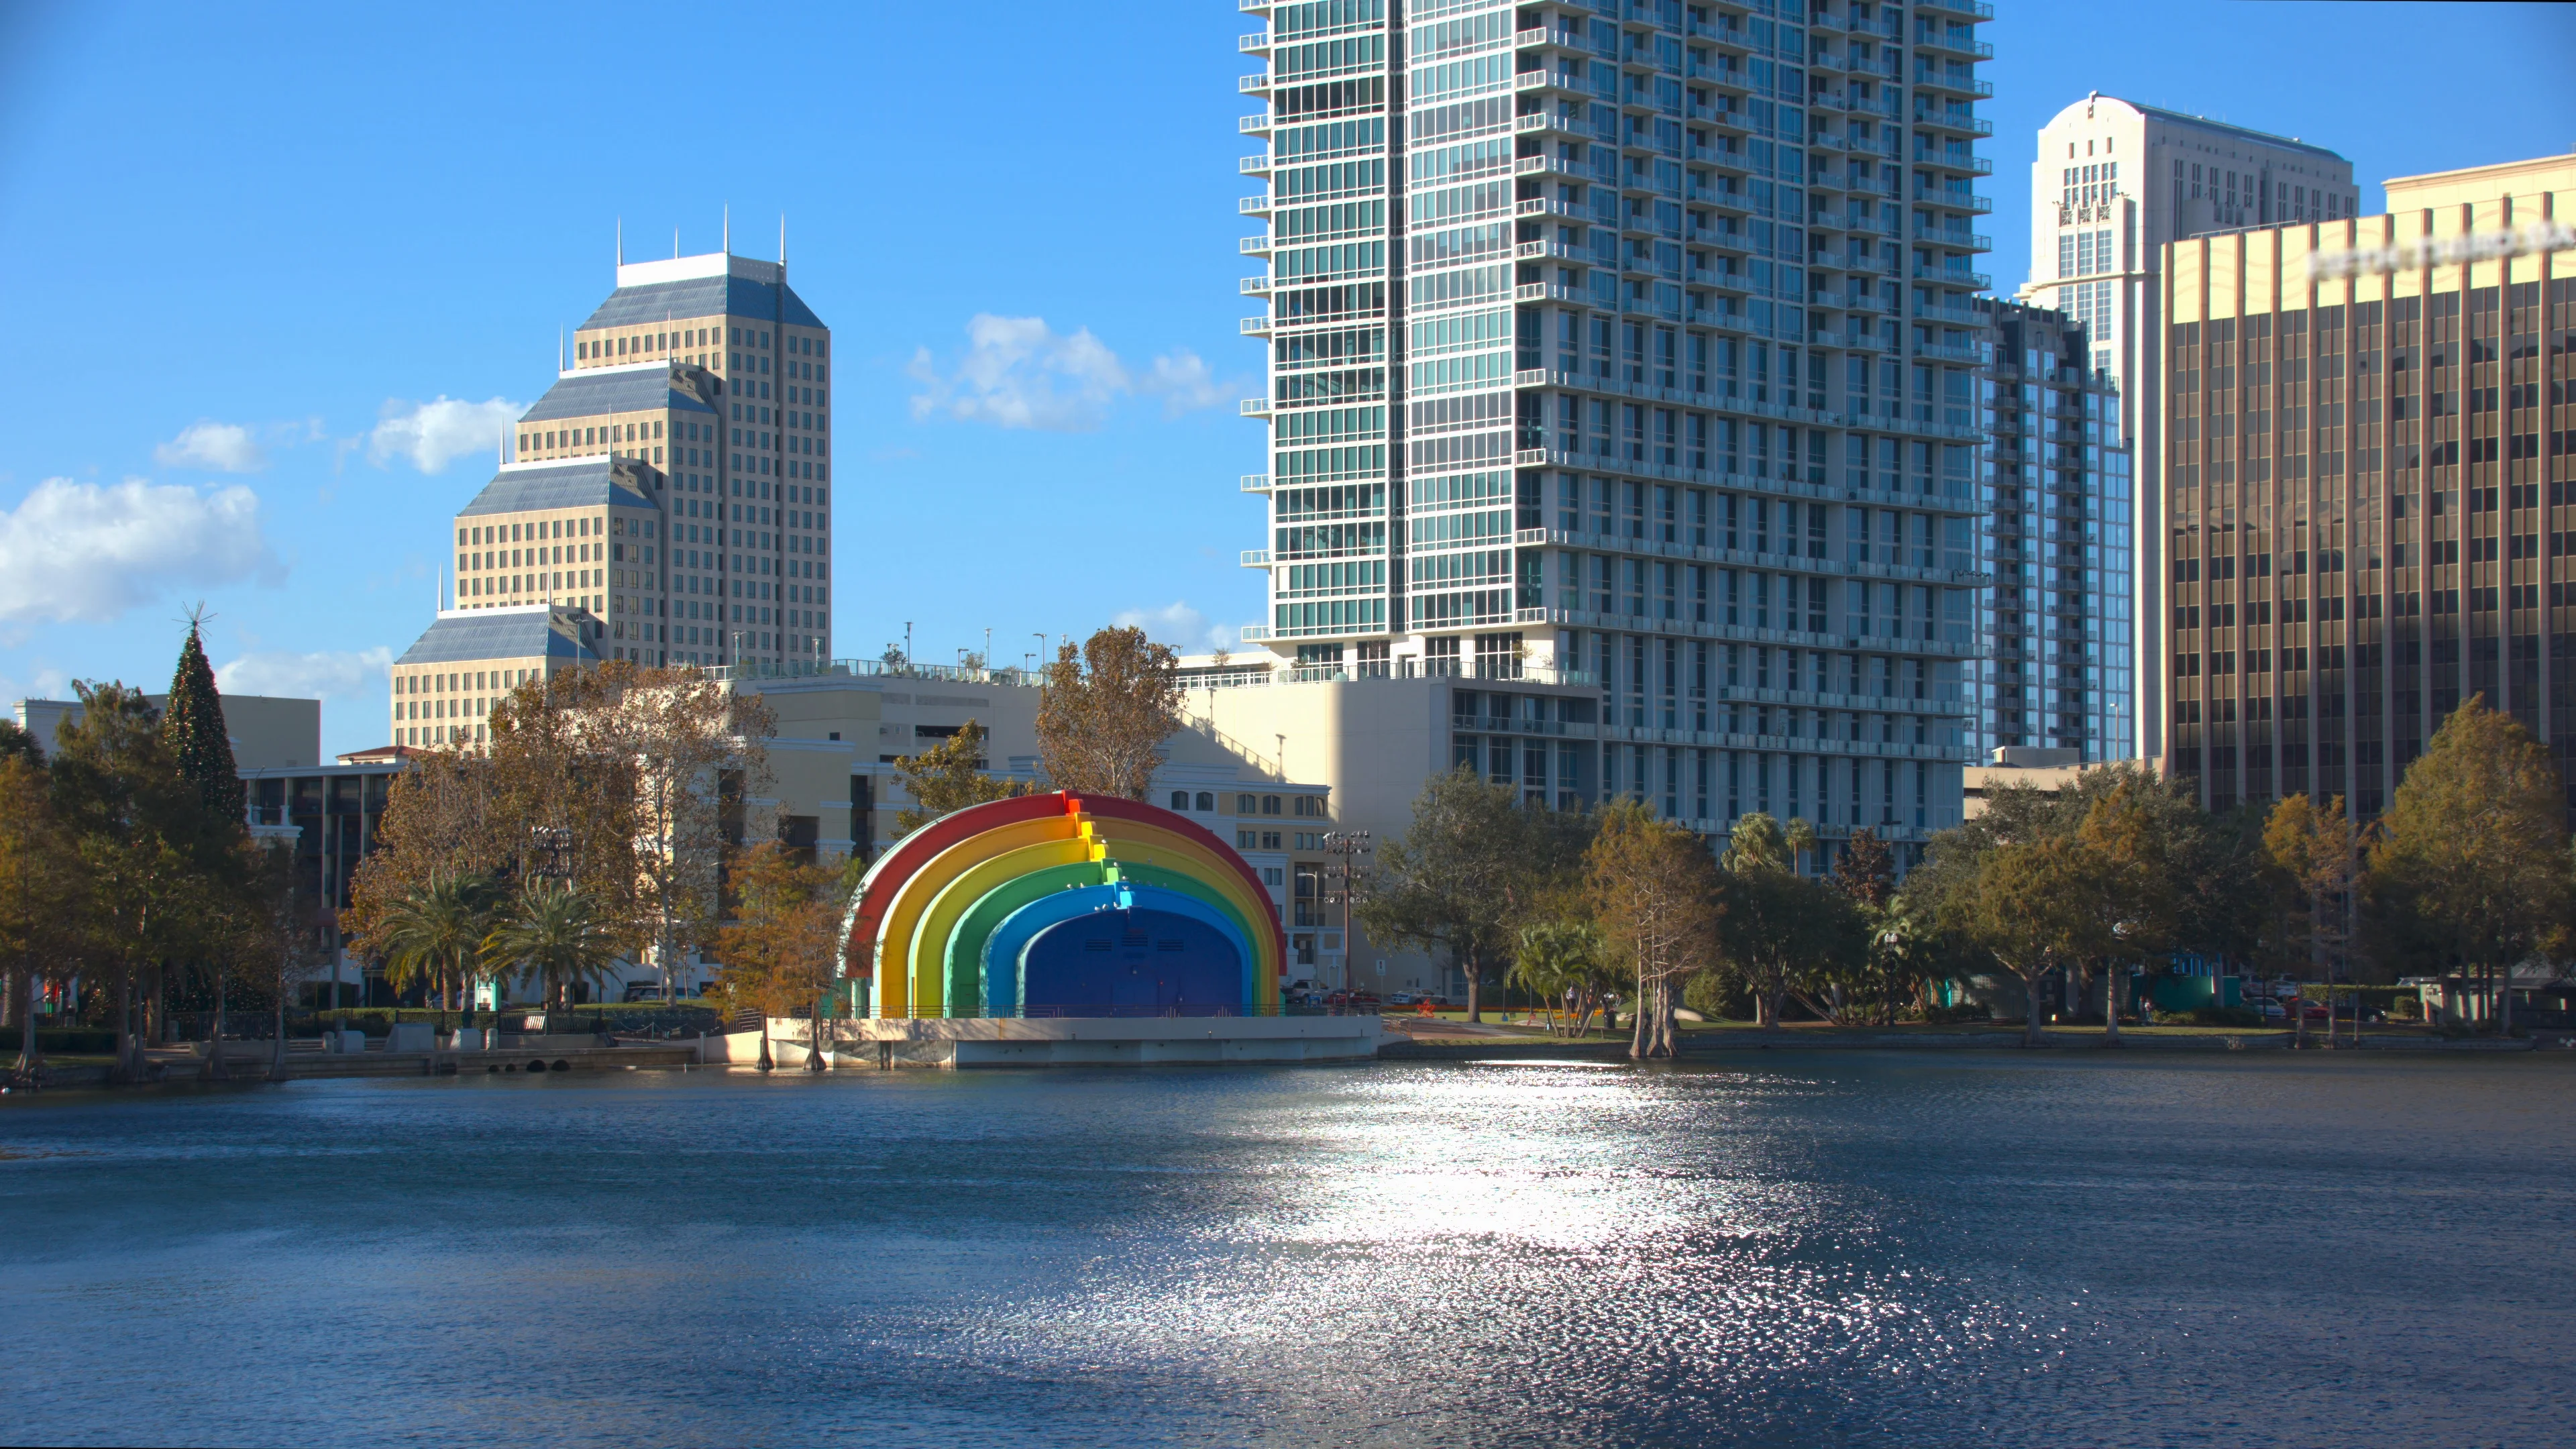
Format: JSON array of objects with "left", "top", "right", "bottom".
[{"left": 5, "top": 1053, "right": 2572, "bottom": 1446}]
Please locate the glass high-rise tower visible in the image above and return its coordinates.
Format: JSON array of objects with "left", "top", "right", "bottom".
[{"left": 1236, "top": 0, "right": 1994, "bottom": 859}]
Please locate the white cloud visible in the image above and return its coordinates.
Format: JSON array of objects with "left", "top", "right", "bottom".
[
  {"left": 368, "top": 396, "right": 524, "bottom": 473},
  {"left": 0, "top": 478, "right": 280, "bottom": 625},
  {"left": 216, "top": 647, "right": 392, "bottom": 701},
  {"left": 154, "top": 420, "right": 266, "bottom": 473},
  {"left": 908, "top": 315, "right": 1233, "bottom": 431},
  {"left": 1114, "top": 600, "right": 1236, "bottom": 653}
]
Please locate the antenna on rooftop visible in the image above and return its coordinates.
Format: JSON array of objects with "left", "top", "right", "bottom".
[
  {"left": 780, "top": 213, "right": 787, "bottom": 268},
  {"left": 723, "top": 205, "right": 731, "bottom": 256},
  {"left": 616, "top": 217, "right": 624, "bottom": 268},
  {"left": 674, "top": 227, "right": 680, "bottom": 260}
]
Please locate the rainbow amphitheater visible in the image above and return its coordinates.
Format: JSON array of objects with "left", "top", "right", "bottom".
[{"left": 819, "top": 793, "right": 1386, "bottom": 1067}]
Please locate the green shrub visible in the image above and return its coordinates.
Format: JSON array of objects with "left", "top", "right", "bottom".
[
  {"left": 1922, "top": 1003, "right": 1992, "bottom": 1025},
  {"left": 2171, "top": 1007, "right": 2265, "bottom": 1028},
  {"left": 1682, "top": 970, "right": 1750, "bottom": 1022},
  {"left": 32, "top": 1027, "right": 116, "bottom": 1054}
]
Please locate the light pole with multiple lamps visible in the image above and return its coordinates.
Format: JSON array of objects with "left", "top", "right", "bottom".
[{"left": 1321, "top": 830, "right": 1371, "bottom": 998}]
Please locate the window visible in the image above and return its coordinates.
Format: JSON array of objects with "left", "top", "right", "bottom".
[
  {"left": 1195, "top": 791, "right": 1216, "bottom": 811},
  {"left": 1170, "top": 791, "right": 1190, "bottom": 811},
  {"left": 1238, "top": 828, "right": 1258, "bottom": 848},
  {"left": 1237, "top": 794, "right": 1258, "bottom": 813}
]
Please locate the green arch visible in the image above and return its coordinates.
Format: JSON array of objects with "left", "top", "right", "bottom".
[{"left": 941, "top": 857, "right": 1268, "bottom": 1016}]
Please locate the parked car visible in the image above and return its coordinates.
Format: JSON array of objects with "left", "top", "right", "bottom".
[{"left": 621, "top": 983, "right": 672, "bottom": 1004}]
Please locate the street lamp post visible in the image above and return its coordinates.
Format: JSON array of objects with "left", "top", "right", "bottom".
[{"left": 1321, "top": 830, "right": 1371, "bottom": 997}]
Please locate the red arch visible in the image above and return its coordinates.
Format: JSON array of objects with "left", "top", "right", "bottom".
[{"left": 838, "top": 793, "right": 1071, "bottom": 976}]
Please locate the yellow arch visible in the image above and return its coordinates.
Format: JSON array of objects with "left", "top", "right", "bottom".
[
  {"left": 906, "top": 833, "right": 1106, "bottom": 1014},
  {"left": 875, "top": 813, "right": 1090, "bottom": 1016}
]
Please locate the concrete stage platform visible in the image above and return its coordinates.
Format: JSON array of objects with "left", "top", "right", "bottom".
[{"left": 732, "top": 1015, "right": 1390, "bottom": 1069}]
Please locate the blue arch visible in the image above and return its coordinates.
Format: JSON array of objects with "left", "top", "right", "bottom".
[{"left": 983, "top": 882, "right": 1252, "bottom": 1015}]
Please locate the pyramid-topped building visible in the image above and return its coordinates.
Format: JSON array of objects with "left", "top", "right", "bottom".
[{"left": 391, "top": 248, "right": 835, "bottom": 749}]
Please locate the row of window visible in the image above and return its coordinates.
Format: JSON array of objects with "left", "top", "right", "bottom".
[
  {"left": 1166, "top": 790, "right": 1330, "bottom": 818},
  {"left": 576, "top": 325, "right": 816, "bottom": 364}
]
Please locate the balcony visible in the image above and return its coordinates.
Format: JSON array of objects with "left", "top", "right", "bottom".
[
  {"left": 1240, "top": 113, "right": 1273, "bottom": 135},
  {"left": 1921, "top": 0, "right": 1996, "bottom": 18},
  {"left": 1912, "top": 264, "right": 1992, "bottom": 290},
  {"left": 1914, "top": 110, "right": 1996, "bottom": 138},
  {"left": 1514, "top": 111, "right": 1587, "bottom": 142},
  {"left": 1240, "top": 154, "right": 1271, "bottom": 175},
  {"left": 1241, "top": 317, "right": 1273, "bottom": 335},
  {"left": 1515, "top": 281, "right": 1589, "bottom": 305},
  {"left": 1240, "top": 549, "right": 1273, "bottom": 568},
  {"left": 1238, "top": 31, "right": 1271, "bottom": 54},
  {"left": 1241, "top": 276, "right": 1271, "bottom": 295},
  {"left": 1515, "top": 153, "right": 1584, "bottom": 181},
  {"left": 1515, "top": 239, "right": 1589, "bottom": 264},
  {"left": 1515, "top": 195, "right": 1585, "bottom": 222},
  {"left": 1238, "top": 72, "right": 1271, "bottom": 94},
  {"left": 1241, "top": 474, "right": 1273, "bottom": 493},
  {"left": 1915, "top": 31, "right": 1996, "bottom": 59},
  {"left": 1238, "top": 0, "right": 1271, "bottom": 11},
  {"left": 1514, "top": 24, "right": 1586, "bottom": 52},
  {"left": 1240, "top": 398, "right": 1273, "bottom": 417},
  {"left": 1239, "top": 194, "right": 1273, "bottom": 215},
  {"left": 1912, "top": 70, "right": 1996, "bottom": 99},
  {"left": 1240, "top": 234, "right": 1273, "bottom": 255},
  {"left": 1515, "top": 69, "right": 1585, "bottom": 99}
]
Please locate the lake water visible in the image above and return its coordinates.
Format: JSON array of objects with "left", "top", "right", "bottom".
[{"left": 3, "top": 1053, "right": 2572, "bottom": 1447}]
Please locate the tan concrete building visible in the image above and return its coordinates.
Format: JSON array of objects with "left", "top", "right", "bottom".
[
  {"left": 15, "top": 693, "right": 322, "bottom": 769},
  {"left": 388, "top": 606, "right": 599, "bottom": 749},
  {"left": 2159, "top": 150, "right": 2576, "bottom": 818},
  {"left": 729, "top": 665, "right": 1344, "bottom": 981},
  {"left": 442, "top": 250, "right": 833, "bottom": 679}
]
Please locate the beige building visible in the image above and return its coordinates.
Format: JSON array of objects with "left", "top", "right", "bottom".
[
  {"left": 2159, "top": 150, "right": 2576, "bottom": 818},
  {"left": 15, "top": 693, "right": 322, "bottom": 770},
  {"left": 2018, "top": 95, "right": 2356, "bottom": 763},
  {"left": 388, "top": 606, "right": 599, "bottom": 749},
  {"left": 445, "top": 249, "right": 833, "bottom": 677}
]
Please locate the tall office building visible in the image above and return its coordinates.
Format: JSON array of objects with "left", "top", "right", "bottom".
[
  {"left": 1976, "top": 297, "right": 2131, "bottom": 760},
  {"left": 2161, "top": 151, "right": 2576, "bottom": 819},
  {"left": 396, "top": 250, "right": 836, "bottom": 747},
  {"left": 2019, "top": 95, "right": 2354, "bottom": 761},
  {"left": 1235, "top": 0, "right": 1993, "bottom": 857}
]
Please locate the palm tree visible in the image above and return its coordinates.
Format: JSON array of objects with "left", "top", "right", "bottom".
[
  {"left": 482, "top": 877, "right": 621, "bottom": 1015},
  {"left": 376, "top": 871, "right": 496, "bottom": 1033},
  {"left": 1509, "top": 920, "right": 1611, "bottom": 1036}
]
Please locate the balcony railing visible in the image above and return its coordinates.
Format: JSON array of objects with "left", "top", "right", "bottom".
[{"left": 713, "top": 657, "right": 1042, "bottom": 688}]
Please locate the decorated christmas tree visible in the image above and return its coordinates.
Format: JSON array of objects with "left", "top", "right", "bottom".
[{"left": 163, "top": 608, "right": 244, "bottom": 828}]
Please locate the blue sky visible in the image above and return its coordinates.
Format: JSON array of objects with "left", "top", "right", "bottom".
[{"left": 1, "top": 0, "right": 2569, "bottom": 759}]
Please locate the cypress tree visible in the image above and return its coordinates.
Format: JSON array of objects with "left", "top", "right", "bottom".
[{"left": 162, "top": 615, "right": 244, "bottom": 827}]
